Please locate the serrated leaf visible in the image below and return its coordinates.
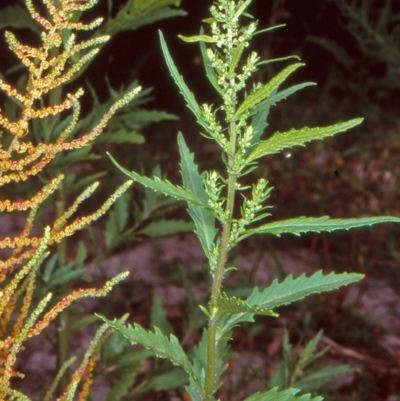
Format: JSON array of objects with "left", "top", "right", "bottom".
[
  {"left": 241, "top": 215, "right": 400, "bottom": 240},
  {"left": 178, "top": 133, "right": 217, "bottom": 258},
  {"left": 139, "top": 219, "right": 194, "bottom": 237},
  {"left": 246, "top": 271, "right": 364, "bottom": 311},
  {"left": 217, "top": 292, "right": 277, "bottom": 317},
  {"left": 234, "top": 63, "right": 304, "bottom": 119},
  {"left": 97, "top": 315, "right": 194, "bottom": 376},
  {"left": 249, "top": 82, "right": 316, "bottom": 118},
  {"left": 229, "top": 42, "right": 246, "bottom": 75},
  {"left": 105, "top": 370, "right": 138, "bottom": 401},
  {"left": 243, "top": 387, "right": 323, "bottom": 401},
  {"left": 294, "top": 331, "right": 324, "bottom": 376},
  {"left": 159, "top": 31, "right": 208, "bottom": 130},
  {"left": 246, "top": 118, "right": 363, "bottom": 163},
  {"left": 107, "top": 152, "right": 207, "bottom": 208}
]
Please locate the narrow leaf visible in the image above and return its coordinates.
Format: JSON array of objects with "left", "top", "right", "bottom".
[
  {"left": 178, "top": 133, "right": 217, "bottom": 257},
  {"left": 107, "top": 152, "right": 207, "bottom": 208},
  {"left": 150, "top": 295, "right": 173, "bottom": 335},
  {"left": 294, "top": 365, "right": 353, "bottom": 393},
  {"left": 178, "top": 34, "right": 215, "bottom": 43},
  {"left": 139, "top": 219, "right": 194, "bottom": 237},
  {"left": 199, "top": 27, "right": 221, "bottom": 94},
  {"left": 234, "top": 63, "right": 304, "bottom": 119},
  {"left": 241, "top": 215, "right": 400, "bottom": 240},
  {"left": 233, "top": 0, "right": 253, "bottom": 21},
  {"left": 246, "top": 271, "right": 364, "bottom": 311},
  {"left": 96, "top": 130, "right": 145, "bottom": 144},
  {"left": 243, "top": 387, "right": 323, "bottom": 401},
  {"left": 159, "top": 31, "right": 207, "bottom": 129},
  {"left": 105, "top": 193, "right": 129, "bottom": 249},
  {"left": 247, "top": 118, "right": 363, "bottom": 163}
]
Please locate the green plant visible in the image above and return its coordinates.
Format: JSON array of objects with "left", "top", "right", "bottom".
[
  {"left": 268, "top": 330, "right": 353, "bottom": 395},
  {"left": 0, "top": 0, "right": 190, "bottom": 399},
  {"left": 99, "top": 0, "right": 400, "bottom": 400}
]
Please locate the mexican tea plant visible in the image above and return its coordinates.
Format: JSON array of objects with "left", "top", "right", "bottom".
[
  {"left": 0, "top": 0, "right": 142, "bottom": 398},
  {"left": 100, "top": 0, "right": 400, "bottom": 400}
]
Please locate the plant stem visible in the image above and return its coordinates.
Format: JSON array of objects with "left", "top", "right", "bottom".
[
  {"left": 56, "top": 182, "right": 70, "bottom": 394},
  {"left": 205, "top": 120, "right": 238, "bottom": 400}
]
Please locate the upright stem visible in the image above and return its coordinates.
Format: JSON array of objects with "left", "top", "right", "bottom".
[
  {"left": 56, "top": 183, "right": 70, "bottom": 394},
  {"left": 46, "top": 42, "right": 70, "bottom": 393},
  {"left": 205, "top": 121, "right": 238, "bottom": 400}
]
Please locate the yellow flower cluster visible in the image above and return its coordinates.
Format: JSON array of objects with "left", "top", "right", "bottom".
[{"left": 0, "top": 0, "right": 139, "bottom": 397}]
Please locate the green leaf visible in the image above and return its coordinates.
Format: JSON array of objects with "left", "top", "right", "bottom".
[
  {"left": 294, "top": 365, "right": 353, "bottom": 393},
  {"left": 96, "top": 130, "right": 145, "bottom": 144},
  {"left": 68, "top": 316, "right": 99, "bottom": 333},
  {"left": 43, "top": 254, "right": 58, "bottom": 283},
  {"left": 233, "top": 0, "right": 253, "bottom": 21},
  {"left": 241, "top": 215, "right": 400, "bottom": 240},
  {"left": 150, "top": 295, "right": 173, "bottom": 335},
  {"left": 48, "top": 264, "right": 86, "bottom": 288},
  {"left": 105, "top": 192, "right": 129, "bottom": 249},
  {"left": 178, "top": 34, "right": 215, "bottom": 43},
  {"left": 0, "top": 4, "right": 41, "bottom": 34},
  {"left": 74, "top": 241, "right": 87, "bottom": 269},
  {"left": 199, "top": 27, "right": 221, "bottom": 94},
  {"left": 229, "top": 42, "right": 246, "bottom": 75},
  {"left": 293, "top": 331, "right": 325, "bottom": 377},
  {"left": 243, "top": 387, "right": 323, "bottom": 401},
  {"left": 70, "top": 172, "right": 106, "bottom": 193},
  {"left": 100, "top": 0, "right": 186, "bottom": 35},
  {"left": 246, "top": 271, "right": 364, "bottom": 311},
  {"left": 249, "top": 83, "right": 316, "bottom": 118},
  {"left": 178, "top": 133, "right": 217, "bottom": 258},
  {"left": 139, "top": 219, "right": 194, "bottom": 237},
  {"left": 133, "top": 0, "right": 182, "bottom": 15},
  {"left": 105, "top": 370, "right": 138, "bottom": 401},
  {"left": 246, "top": 118, "right": 363, "bottom": 163},
  {"left": 107, "top": 152, "right": 207, "bottom": 208},
  {"left": 159, "top": 31, "right": 208, "bottom": 130},
  {"left": 234, "top": 63, "right": 304, "bottom": 119},
  {"left": 97, "top": 315, "right": 195, "bottom": 377},
  {"left": 217, "top": 292, "right": 277, "bottom": 317},
  {"left": 138, "top": 367, "right": 189, "bottom": 393}
]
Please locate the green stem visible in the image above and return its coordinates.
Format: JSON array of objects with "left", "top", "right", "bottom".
[
  {"left": 205, "top": 120, "right": 238, "bottom": 400},
  {"left": 47, "top": 40, "right": 69, "bottom": 393},
  {"left": 56, "top": 183, "right": 70, "bottom": 395}
]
